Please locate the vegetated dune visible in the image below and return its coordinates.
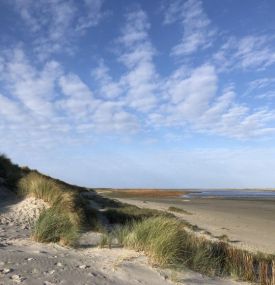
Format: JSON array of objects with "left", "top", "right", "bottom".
[
  {"left": 0, "top": 183, "right": 249, "bottom": 285},
  {"left": 0, "top": 154, "right": 260, "bottom": 284}
]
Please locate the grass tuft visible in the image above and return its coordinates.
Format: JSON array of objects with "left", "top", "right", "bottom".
[
  {"left": 33, "top": 207, "right": 79, "bottom": 246},
  {"left": 122, "top": 217, "right": 187, "bottom": 265},
  {"left": 168, "top": 206, "right": 192, "bottom": 215}
]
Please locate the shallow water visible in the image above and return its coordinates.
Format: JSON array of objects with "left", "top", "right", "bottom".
[{"left": 184, "top": 189, "right": 275, "bottom": 199}]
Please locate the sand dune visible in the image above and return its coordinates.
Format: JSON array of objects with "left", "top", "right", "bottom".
[{"left": 0, "top": 191, "right": 251, "bottom": 285}]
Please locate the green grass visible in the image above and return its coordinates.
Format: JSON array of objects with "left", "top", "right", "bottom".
[
  {"left": 33, "top": 207, "right": 79, "bottom": 246},
  {"left": 168, "top": 206, "right": 192, "bottom": 215},
  {"left": 103, "top": 204, "right": 175, "bottom": 224}
]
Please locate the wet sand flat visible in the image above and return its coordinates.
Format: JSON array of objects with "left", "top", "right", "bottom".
[{"left": 116, "top": 197, "right": 275, "bottom": 254}]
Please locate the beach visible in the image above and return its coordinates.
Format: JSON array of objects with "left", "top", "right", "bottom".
[
  {"left": 113, "top": 195, "right": 275, "bottom": 254},
  {"left": 0, "top": 186, "right": 250, "bottom": 285}
]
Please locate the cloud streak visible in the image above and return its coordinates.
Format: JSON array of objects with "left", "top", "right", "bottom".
[
  {"left": 164, "top": 0, "right": 216, "bottom": 56},
  {"left": 12, "top": 0, "right": 105, "bottom": 58}
]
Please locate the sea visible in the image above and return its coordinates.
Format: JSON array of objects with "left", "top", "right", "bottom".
[{"left": 183, "top": 189, "right": 275, "bottom": 199}]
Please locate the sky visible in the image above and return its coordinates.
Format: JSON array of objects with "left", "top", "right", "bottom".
[{"left": 0, "top": 0, "right": 275, "bottom": 188}]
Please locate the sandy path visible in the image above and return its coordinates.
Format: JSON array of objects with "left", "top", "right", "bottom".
[
  {"left": 0, "top": 193, "right": 251, "bottom": 285},
  {"left": 116, "top": 197, "right": 275, "bottom": 254}
]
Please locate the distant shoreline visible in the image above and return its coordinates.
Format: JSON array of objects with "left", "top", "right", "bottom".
[
  {"left": 95, "top": 187, "right": 275, "bottom": 191},
  {"left": 96, "top": 188, "right": 275, "bottom": 200}
]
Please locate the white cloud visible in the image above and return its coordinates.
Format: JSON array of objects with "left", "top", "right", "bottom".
[
  {"left": 247, "top": 78, "right": 275, "bottom": 92},
  {"left": 12, "top": 0, "right": 105, "bottom": 58},
  {"left": 0, "top": 47, "right": 140, "bottom": 151},
  {"left": 194, "top": 86, "right": 275, "bottom": 139},
  {"left": 118, "top": 9, "right": 159, "bottom": 112},
  {"left": 92, "top": 61, "right": 122, "bottom": 99},
  {"left": 76, "top": 0, "right": 105, "bottom": 32},
  {"left": 196, "top": 87, "right": 235, "bottom": 126},
  {"left": 236, "top": 36, "right": 275, "bottom": 69},
  {"left": 214, "top": 36, "right": 275, "bottom": 71},
  {"left": 244, "top": 78, "right": 275, "bottom": 100},
  {"left": 1, "top": 6, "right": 275, "bottom": 149},
  {"left": 148, "top": 63, "right": 275, "bottom": 139},
  {"left": 167, "top": 64, "right": 217, "bottom": 118},
  {"left": 0, "top": 93, "right": 27, "bottom": 122},
  {"left": 1, "top": 48, "right": 61, "bottom": 117},
  {"left": 58, "top": 73, "right": 99, "bottom": 118},
  {"left": 217, "top": 109, "right": 275, "bottom": 138},
  {"left": 148, "top": 64, "right": 218, "bottom": 127},
  {"left": 164, "top": 0, "right": 216, "bottom": 56},
  {"left": 118, "top": 9, "right": 150, "bottom": 46},
  {"left": 58, "top": 73, "right": 138, "bottom": 132},
  {"left": 91, "top": 8, "right": 160, "bottom": 112},
  {"left": 92, "top": 101, "right": 139, "bottom": 132}
]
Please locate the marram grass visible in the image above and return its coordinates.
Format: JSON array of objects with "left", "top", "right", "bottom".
[
  {"left": 33, "top": 207, "right": 79, "bottom": 246},
  {"left": 103, "top": 215, "right": 275, "bottom": 285},
  {"left": 18, "top": 172, "right": 84, "bottom": 246}
]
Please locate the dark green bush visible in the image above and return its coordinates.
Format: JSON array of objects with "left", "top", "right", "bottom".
[{"left": 0, "top": 154, "right": 23, "bottom": 189}]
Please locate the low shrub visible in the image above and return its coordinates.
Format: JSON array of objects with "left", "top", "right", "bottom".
[{"left": 0, "top": 154, "right": 23, "bottom": 190}]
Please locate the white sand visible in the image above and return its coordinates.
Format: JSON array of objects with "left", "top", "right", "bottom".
[{"left": 0, "top": 197, "right": 48, "bottom": 229}]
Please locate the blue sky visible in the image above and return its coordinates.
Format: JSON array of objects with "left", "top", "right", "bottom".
[{"left": 1, "top": 0, "right": 275, "bottom": 188}]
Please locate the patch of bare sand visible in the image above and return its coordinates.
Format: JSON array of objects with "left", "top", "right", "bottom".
[
  {"left": 0, "top": 197, "right": 48, "bottom": 229},
  {"left": 0, "top": 227, "right": 250, "bottom": 285}
]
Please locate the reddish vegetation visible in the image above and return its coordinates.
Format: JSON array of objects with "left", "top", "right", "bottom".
[{"left": 101, "top": 189, "right": 187, "bottom": 198}]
